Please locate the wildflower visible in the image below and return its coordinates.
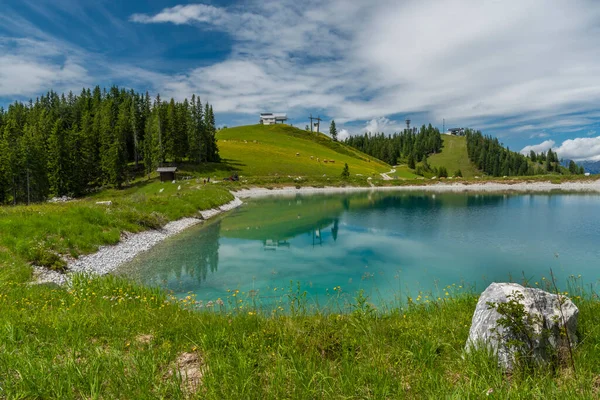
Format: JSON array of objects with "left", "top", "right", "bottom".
[
  {"left": 216, "top": 298, "right": 224, "bottom": 306},
  {"left": 206, "top": 301, "right": 214, "bottom": 308},
  {"left": 248, "top": 311, "right": 255, "bottom": 316}
]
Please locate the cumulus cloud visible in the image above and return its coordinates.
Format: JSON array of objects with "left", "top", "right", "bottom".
[
  {"left": 554, "top": 137, "right": 600, "bottom": 161},
  {"left": 521, "top": 137, "right": 600, "bottom": 161},
  {"left": 520, "top": 140, "right": 556, "bottom": 155},
  {"left": 0, "top": 38, "right": 89, "bottom": 97},
  {"left": 364, "top": 117, "right": 393, "bottom": 134},
  {"left": 130, "top": 0, "right": 600, "bottom": 136},
  {"left": 338, "top": 129, "right": 350, "bottom": 141}
]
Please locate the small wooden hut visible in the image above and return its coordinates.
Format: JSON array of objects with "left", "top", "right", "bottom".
[{"left": 157, "top": 167, "right": 177, "bottom": 182}]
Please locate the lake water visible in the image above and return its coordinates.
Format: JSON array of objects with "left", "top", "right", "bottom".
[{"left": 119, "top": 191, "right": 600, "bottom": 307}]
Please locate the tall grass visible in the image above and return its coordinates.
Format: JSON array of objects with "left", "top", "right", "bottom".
[{"left": 0, "top": 275, "right": 599, "bottom": 398}]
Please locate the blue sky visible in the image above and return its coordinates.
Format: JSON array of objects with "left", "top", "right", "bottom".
[{"left": 2, "top": 0, "right": 600, "bottom": 161}]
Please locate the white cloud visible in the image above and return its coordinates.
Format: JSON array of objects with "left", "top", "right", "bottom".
[
  {"left": 0, "top": 39, "right": 89, "bottom": 97},
  {"left": 521, "top": 136, "right": 600, "bottom": 161},
  {"left": 364, "top": 117, "right": 393, "bottom": 134},
  {"left": 338, "top": 129, "right": 350, "bottom": 141},
  {"left": 520, "top": 140, "right": 556, "bottom": 155},
  {"left": 130, "top": 4, "right": 230, "bottom": 25},
  {"left": 129, "top": 0, "right": 600, "bottom": 136},
  {"left": 529, "top": 132, "right": 549, "bottom": 139},
  {"left": 554, "top": 137, "right": 600, "bottom": 161}
]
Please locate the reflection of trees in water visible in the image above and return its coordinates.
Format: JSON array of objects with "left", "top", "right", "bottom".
[
  {"left": 151, "top": 220, "right": 222, "bottom": 286},
  {"left": 365, "top": 193, "right": 506, "bottom": 211},
  {"left": 331, "top": 218, "right": 339, "bottom": 242}
]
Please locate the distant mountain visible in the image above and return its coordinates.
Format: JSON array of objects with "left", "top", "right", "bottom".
[
  {"left": 562, "top": 159, "right": 600, "bottom": 174},
  {"left": 578, "top": 160, "right": 600, "bottom": 174}
]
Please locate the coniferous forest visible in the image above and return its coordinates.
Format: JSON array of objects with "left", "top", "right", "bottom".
[
  {"left": 464, "top": 129, "right": 580, "bottom": 177},
  {"left": 344, "top": 125, "right": 443, "bottom": 166},
  {"left": 465, "top": 129, "right": 533, "bottom": 176},
  {"left": 0, "top": 86, "right": 219, "bottom": 205}
]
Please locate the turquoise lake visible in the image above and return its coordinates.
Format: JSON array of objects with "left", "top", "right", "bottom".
[{"left": 119, "top": 191, "right": 600, "bottom": 307}]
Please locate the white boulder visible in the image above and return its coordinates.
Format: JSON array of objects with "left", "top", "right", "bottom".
[{"left": 466, "top": 282, "right": 578, "bottom": 369}]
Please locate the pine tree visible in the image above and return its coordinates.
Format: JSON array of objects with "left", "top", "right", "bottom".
[
  {"left": 341, "top": 163, "right": 350, "bottom": 179},
  {"left": 188, "top": 95, "right": 203, "bottom": 163},
  {"left": 529, "top": 150, "right": 537, "bottom": 162},
  {"left": 545, "top": 149, "right": 552, "bottom": 172},
  {"left": 407, "top": 152, "right": 416, "bottom": 169},
  {"left": 110, "top": 100, "right": 130, "bottom": 187},
  {"left": 47, "top": 119, "right": 68, "bottom": 196},
  {"left": 330, "top": 120, "right": 338, "bottom": 141},
  {"left": 568, "top": 160, "right": 578, "bottom": 174},
  {"left": 0, "top": 133, "right": 10, "bottom": 203}
]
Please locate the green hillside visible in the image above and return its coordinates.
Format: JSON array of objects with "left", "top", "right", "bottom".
[
  {"left": 217, "top": 125, "right": 391, "bottom": 179},
  {"left": 426, "top": 135, "right": 480, "bottom": 178}
]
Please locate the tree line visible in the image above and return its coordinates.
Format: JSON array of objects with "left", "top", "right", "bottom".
[
  {"left": 344, "top": 125, "right": 443, "bottom": 166},
  {"left": 528, "top": 149, "right": 585, "bottom": 175},
  {"left": 465, "top": 129, "right": 582, "bottom": 176},
  {"left": 0, "top": 86, "right": 219, "bottom": 204}
]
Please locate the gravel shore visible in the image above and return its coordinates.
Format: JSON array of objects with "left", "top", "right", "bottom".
[
  {"left": 32, "top": 197, "right": 243, "bottom": 285},
  {"left": 234, "top": 179, "right": 600, "bottom": 198}
]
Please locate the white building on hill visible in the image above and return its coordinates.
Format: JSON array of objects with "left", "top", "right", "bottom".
[{"left": 260, "top": 113, "right": 288, "bottom": 125}]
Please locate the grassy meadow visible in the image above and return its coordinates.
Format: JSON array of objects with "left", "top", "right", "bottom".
[
  {"left": 0, "top": 180, "right": 233, "bottom": 277},
  {"left": 1, "top": 275, "right": 600, "bottom": 398},
  {"left": 216, "top": 125, "right": 394, "bottom": 179},
  {"left": 425, "top": 135, "right": 481, "bottom": 178}
]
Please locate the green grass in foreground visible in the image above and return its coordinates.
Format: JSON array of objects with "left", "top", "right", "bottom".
[
  {"left": 0, "top": 276, "right": 599, "bottom": 398},
  {"left": 0, "top": 180, "right": 233, "bottom": 278}
]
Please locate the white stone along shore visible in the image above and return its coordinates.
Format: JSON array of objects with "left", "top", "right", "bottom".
[
  {"left": 33, "top": 197, "right": 243, "bottom": 285},
  {"left": 234, "top": 179, "right": 600, "bottom": 198}
]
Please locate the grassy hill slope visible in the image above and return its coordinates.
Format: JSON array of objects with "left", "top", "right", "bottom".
[
  {"left": 217, "top": 125, "right": 391, "bottom": 179},
  {"left": 426, "top": 135, "right": 480, "bottom": 178}
]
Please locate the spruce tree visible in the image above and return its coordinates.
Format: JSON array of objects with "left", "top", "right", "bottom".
[
  {"left": 341, "top": 163, "right": 350, "bottom": 179},
  {"left": 47, "top": 119, "right": 68, "bottom": 196},
  {"left": 330, "top": 120, "right": 338, "bottom": 141},
  {"left": 407, "top": 152, "right": 416, "bottom": 169}
]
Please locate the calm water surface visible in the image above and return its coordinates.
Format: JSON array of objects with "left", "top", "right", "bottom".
[{"left": 119, "top": 192, "right": 600, "bottom": 306}]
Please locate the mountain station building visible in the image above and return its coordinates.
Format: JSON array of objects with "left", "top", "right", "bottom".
[{"left": 260, "top": 113, "right": 288, "bottom": 125}]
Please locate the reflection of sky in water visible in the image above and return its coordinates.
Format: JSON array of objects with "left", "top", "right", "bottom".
[{"left": 119, "top": 192, "right": 600, "bottom": 306}]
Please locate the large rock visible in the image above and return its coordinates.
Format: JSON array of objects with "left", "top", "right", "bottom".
[{"left": 466, "top": 282, "right": 578, "bottom": 369}]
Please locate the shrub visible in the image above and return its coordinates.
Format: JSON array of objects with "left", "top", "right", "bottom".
[{"left": 29, "top": 245, "right": 67, "bottom": 272}]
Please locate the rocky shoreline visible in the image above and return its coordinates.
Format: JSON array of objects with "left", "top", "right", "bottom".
[
  {"left": 234, "top": 179, "right": 600, "bottom": 198},
  {"left": 33, "top": 197, "right": 243, "bottom": 285}
]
